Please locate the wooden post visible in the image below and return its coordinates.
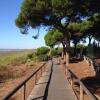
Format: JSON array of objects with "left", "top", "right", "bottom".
[
  {"left": 62, "top": 51, "right": 64, "bottom": 59},
  {"left": 64, "top": 54, "right": 66, "bottom": 64},
  {"left": 66, "top": 52, "right": 68, "bottom": 66},
  {"left": 41, "top": 68, "right": 42, "bottom": 76},
  {"left": 66, "top": 52, "right": 69, "bottom": 66},
  {"left": 44, "top": 66, "right": 45, "bottom": 72},
  {"left": 80, "top": 85, "right": 84, "bottom": 100},
  {"left": 24, "top": 83, "right": 26, "bottom": 100},
  {"left": 59, "top": 57, "right": 60, "bottom": 64},
  {"left": 70, "top": 76, "right": 73, "bottom": 88},
  {"left": 35, "top": 73, "right": 37, "bottom": 84}
]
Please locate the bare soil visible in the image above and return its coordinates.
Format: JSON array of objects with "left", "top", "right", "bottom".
[
  {"left": 68, "top": 58, "right": 100, "bottom": 99},
  {"left": 94, "top": 59, "right": 100, "bottom": 64},
  {"left": 69, "top": 59, "right": 95, "bottom": 78}
]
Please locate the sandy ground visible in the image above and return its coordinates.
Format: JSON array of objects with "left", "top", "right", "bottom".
[
  {"left": 68, "top": 59, "right": 100, "bottom": 100},
  {"left": 69, "top": 59, "right": 95, "bottom": 78}
]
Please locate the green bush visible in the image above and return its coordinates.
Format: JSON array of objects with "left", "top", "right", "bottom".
[
  {"left": 87, "top": 43, "right": 100, "bottom": 58},
  {"left": 27, "top": 52, "right": 36, "bottom": 59},
  {"left": 57, "top": 48, "right": 62, "bottom": 55},
  {"left": 37, "top": 54, "right": 49, "bottom": 61},
  {"left": 50, "top": 49, "right": 58, "bottom": 56},
  {"left": 69, "top": 44, "right": 87, "bottom": 56},
  {"left": 50, "top": 48, "right": 62, "bottom": 57},
  {"left": 28, "top": 53, "right": 33, "bottom": 59},
  {"left": 36, "top": 47, "right": 50, "bottom": 55},
  {"left": 30, "top": 47, "right": 50, "bottom": 61},
  {"left": 76, "top": 44, "right": 87, "bottom": 55}
]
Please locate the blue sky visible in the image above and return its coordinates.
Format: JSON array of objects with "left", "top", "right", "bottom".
[{"left": 0, "top": 0, "right": 46, "bottom": 49}]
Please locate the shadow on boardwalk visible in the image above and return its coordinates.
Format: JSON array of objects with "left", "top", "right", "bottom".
[
  {"left": 29, "top": 59, "right": 77, "bottom": 100},
  {"left": 32, "top": 63, "right": 53, "bottom": 100}
]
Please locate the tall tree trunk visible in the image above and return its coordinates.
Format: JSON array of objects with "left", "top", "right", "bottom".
[
  {"left": 66, "top": 52, "right": 69, "bottom": 66},
  {"left": 88, "top": 36, "right": 92, "bottom": 56},
  {"left": 68, "top": 41, "right": 70, "bottom": 47},
  {"left": 63, "top": 47, "right": 66, "bottom": 63},
  {"left": 88, "top": 35, "right": 92, "bottom": 46},
  {"left": 74, "top": 43, "right": 77, "bottom": 56},
  {"left": 62, "top": 43, "right": 66, "bottom": 63},
  {"left": 61, "top": 42, "right": 64, "bottom": 59},
  {"left": 62, "top": 40, "right": 70, "bottom": 64},
  {"left": 65, "top": 41, "right": 70, "bottom": 66}
]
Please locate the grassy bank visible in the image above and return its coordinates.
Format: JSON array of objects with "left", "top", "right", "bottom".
[{"left": 0, "top": 50, "right": 34, "bottom": 70}]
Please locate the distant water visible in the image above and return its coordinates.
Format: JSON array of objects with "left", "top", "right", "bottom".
[
  {"left": 0, "top": 49, "right": 11, "bottom": 52},
  {"left": 0, "top": 49, "right": 26, "bottom": 52}
]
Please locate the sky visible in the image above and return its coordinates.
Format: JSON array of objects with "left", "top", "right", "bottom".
[{"left": 0, "top": 0, "right": 46, "bottom": 49}]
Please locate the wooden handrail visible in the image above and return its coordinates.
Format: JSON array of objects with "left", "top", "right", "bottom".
[
  {"left": 64, "top": 65, "right": 98, "bottom": 100},
  {"left": 3, "top": 62, "right": 47, "bottom": 100}
]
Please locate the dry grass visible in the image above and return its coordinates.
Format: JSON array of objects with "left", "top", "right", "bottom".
[
  {"left": 0, "top": 50, "right": 35, "bottom": 83},
  {"left": 0, "top": 50, "right": 34, "bottom": 70},
  {"left": 0, "top": 61, "right": 46, "bottom": 99},
  {"left": 0, "top": 50, "right": 47, "bottom": 99}
]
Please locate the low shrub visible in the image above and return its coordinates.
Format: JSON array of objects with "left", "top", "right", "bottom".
[
  {"left": 36, "top": 47, "right": 50, "bottom": 55},
  {"left": 27, "top": 52, "right": 36, "bottom": 59},
  {"left": 69, "top": 44, "right": 87, "bottom": 56},
  {"left": 37, "top": 54, "right": 49, "bottom": 61},
  {"left": 50, "top": 48, "right": 62, "bottom": 57}
]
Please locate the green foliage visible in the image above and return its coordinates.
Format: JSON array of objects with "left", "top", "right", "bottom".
[
  {"left": 16, "top": 0, "right": 99, "bottom": 35},
  {"left": 50, "top": 49, "right": 58, "bottom": 57},
  {"left": 76, "top": 44, "right": 87, "bottom": 49},
  {"left": 44, "top": 29, "right": 63, "bottom": 48},
  {"left": 35, "top": 46, "right": 50, "bottom": 61},
  {"left": 76, "top": 44, "right": 87, "bottom": 55},
  {"left": 28, "top": 47, "right": 50, "bottom": 61},
  {"left": 70, "top": 44, "right": 87, "bottom": 56},
  {"left": 28, "top": 47, "right": 62, "bottom": 61},
  {"left": 87, "top": 42, "right": 100, "bottom": 58},
  {"left": 36, "top": 46, "right": 50, "bottom": 55},
  {"left": 50, "top": 48, "right": 62, "bottom": 57},
  {"left": 27, "top": 52, "right": 36, "bottom": 59},
  {"left": 28, "top": 53, "right": 33, "bottom": 59},
  {"left": 36, "top": 54, "right": 49, "bottom": 61},
  {"left": 15, "top": 0, "right": 100, "bottom": 57},
  {"left": 80, "top": 20, "right": 93, "bottom": 33},
  {"left": 68, "top": 22, "right": 81, "bottom": 33},
  {"left": 79, "top": 14, "right": 100, "bottom": 39}
]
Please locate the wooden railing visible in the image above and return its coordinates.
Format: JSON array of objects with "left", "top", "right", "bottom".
[
  {"left": 84, "top": 56, "right": 95, "bottom": 70},
  {"left": 64, "top": 65, "right": 98, "bottom": 100},
  {"left": 3, "top": 62, "right": 49, "bottom": 100}
]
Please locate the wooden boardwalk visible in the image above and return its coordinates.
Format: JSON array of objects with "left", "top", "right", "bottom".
[{"left": 27, "top": 60, "right": 77, "bottom": 100}]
